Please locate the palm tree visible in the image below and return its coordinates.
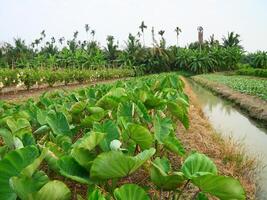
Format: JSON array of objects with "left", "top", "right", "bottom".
[
  {"left": 91, "top": 30, "right": 95, "bottom": 41},
  {"left": 158, "top": 30, "right": 166, "bottom": 48},
  {"left": 59, "top": 37, "right": 65, "bottom": 45},
  {"left": 73, "top": 31, "right": 79, "bottom": 39},
  {"left": 222, "top": 32, "right": 242, "bottom": 48},
  {"left": 197, "top": 26, "right": 204, "bottom": 44},
  {"left": 158, "top": 30, "right": 165, "bottom": 38},
  {"left": 85, "top": 24, "right": 90, "bottom": 33},
  {"left": 139, "top": 21, "right": 147, "bottom": 46},
  {"left": 174, "top": 27, "right": 182, "bottom": 46}
]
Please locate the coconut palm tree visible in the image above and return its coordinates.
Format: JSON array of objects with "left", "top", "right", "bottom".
[
  {"left": 85, "top": 24, "right": 90, "bottom": 34},
  {"left": 158, "top": 30, "right": 166, "bottom": 48},
  {"left": 139, "top": 21, "right": 147, "bottom": 46},
  {"left": 91, "top": 30, "right": 95, "bottom": 41},
  {"left": 174, "top": 27, "right": 182, "bottom": 46},
  {"left": 59, "top": 37, "right": 65, "bottom": 45}
]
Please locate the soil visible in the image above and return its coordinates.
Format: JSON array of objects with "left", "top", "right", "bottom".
[{"left": 192, "top": 76, "right": 267, "bottom": 124}]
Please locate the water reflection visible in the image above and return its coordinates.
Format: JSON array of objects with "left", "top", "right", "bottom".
[{"left": 188, "top": 79, "right": 267, "bottom": 200}]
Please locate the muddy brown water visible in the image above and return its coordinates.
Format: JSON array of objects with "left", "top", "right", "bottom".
[{"left": 188, "top": 79, "right": 267, "bottom": 200}]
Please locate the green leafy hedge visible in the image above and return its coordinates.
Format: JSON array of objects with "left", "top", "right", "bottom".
[{"left": 236, "top": 68, "right": 267, "bottom": 78}]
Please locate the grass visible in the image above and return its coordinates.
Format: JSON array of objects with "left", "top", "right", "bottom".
[{"left": 195, "top": 74, "right": 267, "bottom": 101}]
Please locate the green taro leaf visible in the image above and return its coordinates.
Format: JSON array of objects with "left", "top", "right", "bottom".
[
  {"left": 93, "top": 120, "right": 120, "bottom": 151},
  {"left": 126, "top": 123, "right": 153, "bottom": 150},
  {"left": 10, "top": 171, "right": 49, "bottom": 200},
  {"left": 192, "top": 174, "right": 246, "bottom": 200},
  {"left": 72, "top": 132, "right": 105, "bottom": 151},
  {"left": 150, "top": 157, "right": 185, "bottom": 190},
  {"left": 6, "top": 118, "right": 32, "bottom": 137},
  {"left": 58, "top": 156, "right": 90, "bottom": 184},
  {"left": 70, "top": 101, "right": 87, "bottom": 114},
  {"left": 0, "top": 128, "right": 13, "bottom": 148},
  {"left": 153, "top": 116, "right": 173, "bottom": 143},
  {"left": 90, "top": 148, "right": 155, "bottom": 179},
  {"left": 114, "top": 184, "right": 150, "bottom": 200},
  {"left": 181, "top": 153, "right": 217, "bottom": 179},
  {"left": 87, "top": 186, "right": 106, "bottom": 200},
  {"left": 46, "top": 112, "right": 72, "bottom": 136},
  {"left": 0, "top": 146, "right": 39, "bottom": 200},
  {"left": 162, "top": 135, "right": 185, "bottom": 156},
  {"left": 34, "top": 180, "right": 71, "bottom": 200},
  {"left": 167, "top": 101, "right": 189, "bottom": 129}
]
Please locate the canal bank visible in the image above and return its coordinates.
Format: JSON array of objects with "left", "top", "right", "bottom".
[{"left": 185, "top": 78, "right": 267, "bottom": 200}]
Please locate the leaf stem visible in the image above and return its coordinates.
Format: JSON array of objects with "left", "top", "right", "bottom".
[{"left": 177, "top": 180, "right": 190, "bottom": 200}]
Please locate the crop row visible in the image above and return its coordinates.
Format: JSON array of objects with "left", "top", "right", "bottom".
[
  {"left": 0, "top": 74, "right": 245, "bottom": 199},
  {"left": 0, "top": 67, "right": 135, "bottom": 92}
]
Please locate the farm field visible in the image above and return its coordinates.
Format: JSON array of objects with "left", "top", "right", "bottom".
[
  {"left": 1, "top": 1, "right": 267, "bottom": 198},
  {"left": 0, "top": 73, "right": 254, "bottom": 200},
  {"left": 194, "top": 74, "right": 267, "bottom": 101}
]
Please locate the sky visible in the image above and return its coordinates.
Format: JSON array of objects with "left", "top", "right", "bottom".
[{"left": 1, "top": 0, "right": 267, "bottom": 52}]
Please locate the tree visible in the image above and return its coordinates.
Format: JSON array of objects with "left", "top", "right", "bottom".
[
  {"left": 174, "top": 27, "right": 182, "bottom": 46},
  {"left": 158, "top": 30, "right": 166, "bottom": 48},
  {"left": 139, "top": 21, "right": 147, "bottom": 46},
  {"left": 91, "top": 30, "right": 95, "bottom": 41},
  {"left": 105, "top": 35, "right": 118, "bottom": 62},
  {"left": 85, "top": 24, "right": 90, "bottom": 33},
  {"left": 222, "top": 32, "right": 242, "bottom": 49}
]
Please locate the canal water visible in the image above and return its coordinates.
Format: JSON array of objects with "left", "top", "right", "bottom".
[{"left": 188, "top": 79, "right": 267, "bottom": 200}]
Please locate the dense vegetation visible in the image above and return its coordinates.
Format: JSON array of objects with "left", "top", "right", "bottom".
[
  {"left": 0, "top": 74, "right": 246, "bottom": 199},
  {"left": 195, "top": 74, "right": 267, "bottom": 101},
  {"left": 236, "top": 68, "right": 267, "bottom": 78},
  {"left": 0, "top": 68, "right": 135, "bottom": 91},
  {"left": 0, "top": 24, "right": 245, "bottom": 75}
]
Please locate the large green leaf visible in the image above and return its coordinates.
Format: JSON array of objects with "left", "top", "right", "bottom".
[
  {"left": 0, "top": 128, "right": 13, "bottom": 148},
  {"left": 46, "top": 112, "right": 72, "bottom": 136},
  {"left": 81, "top": 110, "right": 106, "bottom": 128},
  {"left": 192, "top": 174, "right": 246, "bottom": 200},
  {"left": 126, "top": 123, "right": 153, "bottom": 150},
  {"left": 90, "top": 148, "right": 155, "bottom": 179},
  {"left": 162, "top": 135, "right": 185, "bottom": 156},
  {"left": 21, "top": 148, "right": 48, "bottom": 177},
  {"left": 6, "top": 118, "right": 32, "bottom": 137},
  {"left": 153, "top": 116, "right": 173, "bottom": 143},
  {"left": 167, "top": 101, "right": 189, "bottom": 129},
  {"left": 72, "top": 132, "right": 105, "bottom": 151},
  {"left": 34, "top": 180, "right": 71, "bottom": 200},
  {"left": 10, "top": 171, "right": 49, "bottom": 200},
  {"left": 70, "top": 101, "right": 87, "bottom": 114},
  {"left": 150, "top": 157, "right": 185, "bottom": 190},
  {"left": 0, "top": 146, "right": 39, "bottom": 200},
  {"left": 114, "top": 184, "right": 150, "bottom": 200},
  {"left": 87, "top": 186, "right": 106, "bottom": 200},
  {"left": 58, "top": 156, "right": 90, "bottom": 184},
  {"left": 181, "top": 153, "right": 217, "bottom": 179},
  {"left": 93, "top": 120, "right": 120, "bottom": 151}
]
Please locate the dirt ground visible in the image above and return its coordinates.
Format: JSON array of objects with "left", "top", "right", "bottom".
[
  {"left": 192, "top": 76, "right": 267, "bottom": 123},
  {"left": 178, "top": 78, "right": 256, "bottom": 199}
]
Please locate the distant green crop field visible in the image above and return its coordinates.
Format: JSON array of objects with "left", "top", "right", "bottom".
[{"left": 196, "top": 74, "right": 267, "bottom": 101}]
